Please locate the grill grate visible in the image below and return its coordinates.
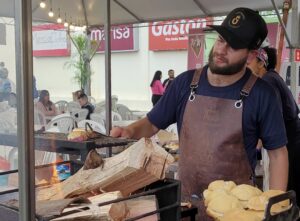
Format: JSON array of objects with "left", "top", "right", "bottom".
[{"left": 0, "top": 161, "right": 180, "bottom": 221}]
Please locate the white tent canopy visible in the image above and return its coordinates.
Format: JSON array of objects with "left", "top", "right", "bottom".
[{"left": 1, "top": 0, "right": 284, "bottom": 25}]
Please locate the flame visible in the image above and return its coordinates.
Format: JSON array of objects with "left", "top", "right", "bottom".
[
  {"left": 50, "top": 164, "right": 60, "bottom": 184},
  {"left": 50, "top": 156, "right": 63, "bottom": 184}
]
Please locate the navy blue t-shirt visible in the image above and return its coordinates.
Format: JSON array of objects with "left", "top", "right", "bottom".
[
  {"left": 147, "top": 66, "right": 287, "bottom": 169},
  {"left": 262, "top": 70, "right": 300, "bottom": 145}
]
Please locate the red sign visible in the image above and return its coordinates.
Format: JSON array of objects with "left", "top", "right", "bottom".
[
  {"left": 187, "top": 29, "right": 205, "bottom": 70},
  {"left": 32, "top": 24, "right": 70, "bottom": 57},
  {"left": 90, "top": 24, "right": 138, "bottom": 52},
  {"left": 295, "top": 49, "right": 300, "bottom": 62},
  {"left": 149, "top": 18, "right": 212, "bottom": 51}
]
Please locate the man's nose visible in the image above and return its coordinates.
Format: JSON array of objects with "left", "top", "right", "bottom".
[{"left": 218, "top": 42, "right": 230, "bottom": 52}]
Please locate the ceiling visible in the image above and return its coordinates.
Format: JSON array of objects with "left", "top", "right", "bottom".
[{"left": 0, "top": 0, "right": 284, "bottom": 26}]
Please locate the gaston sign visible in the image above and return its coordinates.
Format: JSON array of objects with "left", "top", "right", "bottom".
[{"left": 149, "top": 18, "right": 212, "bottom": 51}]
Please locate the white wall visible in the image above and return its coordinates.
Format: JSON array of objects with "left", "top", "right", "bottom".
[
  {"left": 1, "top": 20, "right": 189, "bottom": 111},
  {"left": 34, "top": 25, "right": 188, "bottom": 111}
]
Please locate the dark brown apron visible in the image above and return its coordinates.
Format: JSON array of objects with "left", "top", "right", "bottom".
[{"left": 179, "top": 69, "right": 257, "bottom": 221}]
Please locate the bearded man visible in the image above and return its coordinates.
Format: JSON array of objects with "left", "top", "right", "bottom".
[{"left": 111, "top": 7, "right": 288, "bottom": 221}]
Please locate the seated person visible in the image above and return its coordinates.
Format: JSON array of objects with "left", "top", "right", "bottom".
[
  {"left": 36, "top": 90, "right": 57, "bottom": 116},
  {"left": 0, "top": 62, "right": 12, "bottom": 102},
  {"left": 33, "top": 75, "right": 39, "bottom": 99},
  {"left": 78, "top": 93, "right": 94, "bottom": 120}
]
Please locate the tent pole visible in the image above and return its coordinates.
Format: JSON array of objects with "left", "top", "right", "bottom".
[
  {"left": 193, "top": 0, "right": 210, "bottom": 15},
  {"left": 81, "top": 0, "right": 89, "bottom": 27},
  {"left": 270, "top": 0, "right": 292, "bottom": 47},
  {"left": 271, "top": 0, "right": 292, "bottom": 72},
  {"left": 14, "top": 0, "right": 36, "bottom": 220},
  {"left": 290, "top": 0, "right": 300, "bottom": 99},
  {"left": 104, "top": 0, "right": 112, "bottom": 157}
]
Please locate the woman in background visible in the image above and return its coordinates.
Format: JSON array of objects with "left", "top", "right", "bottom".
[
  {"left": 150, "top": 70, "right": 165, "bottom": 106},
  {"left": 36, "top": 90, "right": 57, "bottom": 116}
]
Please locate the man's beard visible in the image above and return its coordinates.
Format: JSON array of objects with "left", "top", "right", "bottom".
[{"left": 208, "top": 49, "right": 247, "bottom": 75}]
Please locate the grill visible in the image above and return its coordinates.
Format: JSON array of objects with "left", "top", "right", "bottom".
[
  {"left": 0, "top": 161, "right": 181, "bottom": 221},
  {"left": 0, "top": 131, "right": 136, "bottom": 161}
]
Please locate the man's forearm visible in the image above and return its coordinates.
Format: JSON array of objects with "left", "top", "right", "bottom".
[
  {"left": 268, "top": 146, "right": 289, "bottom": 191},
  {"left": 126, "top": 117, "right": 159, "bottom": 139}
]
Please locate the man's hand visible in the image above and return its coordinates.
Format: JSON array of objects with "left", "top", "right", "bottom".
[
  {"left": 110, "top": 117, "right": 159, "bottom": 140},
  {"left": 110, "top": 126, "right": 132, "bottom": 138}
]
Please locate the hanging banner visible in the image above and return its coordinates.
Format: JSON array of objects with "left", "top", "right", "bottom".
[
  {"left": 32, "top": 24, "right": 70, "bottom": 57},
  {"left": 265, "top": 22, "right": 289, "bottom": 62},
  {"left": 89, "top": 24, "right": 139, "bottom": 52},
  {"left": 266, "top": 23, "right": 279, "bottom": 47},
  {"left": 187, "top": 29, "right": 205, "bottom": 70},
  {"left": 149, "top": 18, "right": 212, "bottom": 51}
]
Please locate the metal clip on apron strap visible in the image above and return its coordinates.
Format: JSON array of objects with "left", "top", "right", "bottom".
[
  {"left": 235, "top": 74, "right": 258, "bottom": 108},
  {"left": 189, "top": 68, "right": 202, "bottom": 101}
]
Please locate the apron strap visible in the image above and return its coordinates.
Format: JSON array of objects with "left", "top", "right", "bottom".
[
  {"left": 189, "top": 69, "right": 257, "bottom": 105},
  {"left": 189, "top": 68, "right": 203, "bottom": 101},
  {"left": 235, "top": 74, "right": 258, "bottom": 108},
  {"left": 241, "top": 73, "right": 257, "bottom": 95},
  {"left": 191, "top": 68, "right": 203, "bottom": 87}
]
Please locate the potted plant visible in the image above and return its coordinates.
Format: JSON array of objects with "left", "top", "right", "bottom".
[{"left": 65, "top": 33, "right": 99, "bottom": 98}]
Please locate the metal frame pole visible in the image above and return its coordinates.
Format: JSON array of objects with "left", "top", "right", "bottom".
[
  {"left": 104, "top": 0, "right": 112, "bottom": 156},
  {"left": 14, "top": 0, "right": 36, "bottom": 220},
  {"left": 290, "top": 0, "right": 300, "bottom": 99},
  {"left": 271, "top": 0, "right": 292, "bottom": 48}
]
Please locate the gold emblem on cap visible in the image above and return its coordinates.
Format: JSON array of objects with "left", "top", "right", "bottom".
[
  {"left": 228, "top": 11, "right": 245, "bottom": 28},
  {"left": 231, "top": 15, "right": 241, "bottom": 25}
]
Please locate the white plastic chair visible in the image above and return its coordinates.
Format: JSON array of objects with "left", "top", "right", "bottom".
[
  {"left": 97, "top": 111, "right": 122, "bottom": 129},
  {"left": 34, "top": 109, "right": 47, "bottom": 129},
  {"left": 112, "top": 111, "right": 122, "bottom": 121},
  {"left": 100, "top": 111, "right": 122, "bottom": 122},
  {"left": 70, "top": 108, "right": 89, "bottom": 123},
  {"left": 77, "top": 120, "right": 106, "bottom": 134},
  {"left": 116, "top": 103, "right": 133, "bottom": 120},
  {"left": 93, "top": 95, "right": 118, "bottom": 113},
  {"left": 55, "top": 100, "right": 68, "bottom": 113},
  {"left": 0, "top": 101, "right": 10, "bottom": 112},
  {"left": 93, "top": 102, "right": 105, "bottom": 113},
  {"left": 8, "top": 93, "right": 17, "bottom": 108},
  {"left": 111, "top": 95, "right": 118, "bottom": 112},
  {"left": 51, "top": 113, "right": 72, "bottom": 122},
  {"left": 0, "top": 117, "right": 16, "bottom": 133},
  {"left": 90, "top": 113, "right": 105, "bottom": 124},
  {"left": 67, "top": 101, "right": 81, "bottom": 112},
  {"left": 45, "top": 116, "right": 75, "bottom": 133}
]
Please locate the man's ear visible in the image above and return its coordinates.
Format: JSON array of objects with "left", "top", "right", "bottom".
[{"left": 247, "top": 50, "right": 257, "bottom": 64}]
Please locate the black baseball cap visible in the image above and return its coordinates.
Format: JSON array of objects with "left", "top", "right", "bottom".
[{"left": 209, "top": 8, "right": 268, "bottom": 50}]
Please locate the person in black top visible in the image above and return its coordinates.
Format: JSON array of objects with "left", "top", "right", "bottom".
[
  {"left": 78, "top": 93, "right": 94, "bottom": 120},
  {"left": 249, "top": 47, "right": 300, "bottom": 205},
  {"left": 162, "top": 69, "right": 175, "bottom": 90}
]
